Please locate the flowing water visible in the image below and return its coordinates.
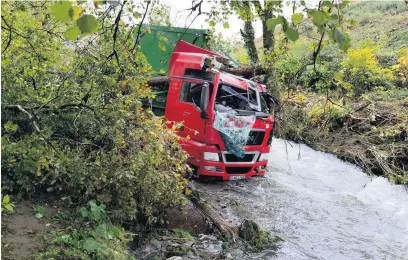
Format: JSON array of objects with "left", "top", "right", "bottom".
[{"left": 195, "top": 139, "right": 408, "bottom": 260}]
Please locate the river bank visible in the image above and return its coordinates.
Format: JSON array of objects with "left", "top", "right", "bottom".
[
  {"left": 194, "top": 139, "right": 408, "bottom": 259},
  {"left": 276, "top": 87, "right": 408, "bottom": 184}
]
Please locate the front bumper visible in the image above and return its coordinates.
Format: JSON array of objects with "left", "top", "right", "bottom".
[
  {"left": 199, "top": 160, "right": 268, "bottom": 180},
  {"left": 196, "top": 146, "right": 269, "bottom": 181}
]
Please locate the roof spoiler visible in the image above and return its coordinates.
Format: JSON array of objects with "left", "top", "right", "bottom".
[
  {"left": 175, "top": 40, "right": 230, "bottom": 67},
  {"left": 175, "top": 40, "right": 220, "bottom": 56}
]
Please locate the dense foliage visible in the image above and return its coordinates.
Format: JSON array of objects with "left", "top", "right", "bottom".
[{"left": 1, "top": 0, "right": 188, "bottom": 222}]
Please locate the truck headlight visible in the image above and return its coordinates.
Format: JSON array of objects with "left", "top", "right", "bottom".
[
  {"left": 258, "top": 153, "right": 269, "bottom": 162},
  {"left": 203, "top": 152, "right": 220, "bottom": 162}
]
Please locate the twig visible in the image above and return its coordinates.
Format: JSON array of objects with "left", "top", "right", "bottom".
[
  {"left": 132, "top": 0, "right": 150, "bottom": 51},
  {"left": 5, "top": 105, "right": 41, "bottom": 132},
  {"left": 5, "top": 105, "right": 59, "bottom": 153}
]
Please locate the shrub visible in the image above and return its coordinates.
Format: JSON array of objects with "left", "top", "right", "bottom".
[
  {"left": 335, "top": 43, "right": 395, "bottom": 95},
  {"left": 392, "top": 48, "right": 408, "bottom": 88}
]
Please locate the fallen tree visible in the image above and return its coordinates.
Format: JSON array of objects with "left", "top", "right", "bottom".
[{"left": 147, "top": 66, "right": 268, "bottom": 86}]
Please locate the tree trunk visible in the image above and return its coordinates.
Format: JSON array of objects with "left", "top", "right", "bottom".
[
  {"left": 241, "top": 21, "right": 259, "bottom": 64},
  {"left": 252, "top": 0, "right": 274, "bottom": 52},
  {"left": 240, "top": 1, "right": 259, "bottom": 64},
  {"left": 261, "top": 9, "right": 274, "bottom": 51}
]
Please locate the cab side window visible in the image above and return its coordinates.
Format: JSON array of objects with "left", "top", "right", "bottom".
[{"left": 180, "top": 82, "right": 203, "bottom": 109}]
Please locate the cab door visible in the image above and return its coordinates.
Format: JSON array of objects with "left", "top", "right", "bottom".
[{"left": 164, "top": 78, "right": 208, "bottom": 143}]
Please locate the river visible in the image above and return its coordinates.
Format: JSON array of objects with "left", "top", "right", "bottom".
[{"left": 195, "top": 139, "right": 408, "bottom": 260}]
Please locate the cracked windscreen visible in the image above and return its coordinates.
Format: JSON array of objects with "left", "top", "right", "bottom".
[{"left": 215, "top": 84, "right": 259, "bottom": 113}]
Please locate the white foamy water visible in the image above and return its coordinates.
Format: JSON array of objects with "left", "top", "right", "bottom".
[{"left": 196, "top": 139, "right": 408, "bottom": 260}]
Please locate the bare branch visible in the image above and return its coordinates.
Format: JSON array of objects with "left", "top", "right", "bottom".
[{"left": 132, "top": 0, "right": 150, "bottom": 51}]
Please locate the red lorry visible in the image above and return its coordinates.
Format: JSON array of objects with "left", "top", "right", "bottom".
[{"left": 148, "top": 40, "right": 275, "bottom": 181}]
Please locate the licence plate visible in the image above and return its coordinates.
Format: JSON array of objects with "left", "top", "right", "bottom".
[{"left": 230, "top": 175, "right": 245, "bottom": 180}]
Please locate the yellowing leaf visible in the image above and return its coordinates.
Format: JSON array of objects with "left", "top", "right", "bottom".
[
  {"left": 69, "top": 6, "right": 83, "bottom": 21},
  {"left": 5, "top": 204, "right": 14, "bottom": 212},
  {"left": 119, "top": 80, "right": 128, "bottom": 88},
  {"left": 2, "top": 195, "right": 10, "bottom": 204},
  {"left": 291, "top": 13, "right": 303, "bottom": 25}
]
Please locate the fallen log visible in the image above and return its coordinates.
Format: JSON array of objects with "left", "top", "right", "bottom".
[
  {"left": 187, "top": 190, "right": 237, "bottom": 242},
  {"left": 146, "top": 66, "right": 268, "bottom": 86},
  {"left": 148, "top": 76, "right": 169, "bottom": 86},
  {"left": 222, "top": 66, "right": 268, "bottom": 79}
]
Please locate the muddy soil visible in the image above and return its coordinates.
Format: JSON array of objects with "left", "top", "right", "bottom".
[{"left": 1, "top": 201, "right": 59, "bottom": 260}]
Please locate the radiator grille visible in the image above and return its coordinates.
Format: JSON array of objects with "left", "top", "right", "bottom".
[
  {"left": 246, "top": 131, "right": 265, "bottom": 145},
  {"left": 224, "top": 153, "right": 255, "bottom": 163}
]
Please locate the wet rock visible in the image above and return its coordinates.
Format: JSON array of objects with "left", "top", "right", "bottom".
[
  {"left": 225, "top": 252, "right": 233, "bottom": 259},
  {"left": 166, "top": 257, "right": 182, "bottom": 260}
]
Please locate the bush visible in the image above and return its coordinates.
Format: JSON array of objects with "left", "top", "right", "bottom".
[
  {"left": 1, "top": 1, "right": 187, "bottom": 223},
  {"left": 392, "top": 48, "right": 408, "bottom": 88},
  {"left": 335, "top": 43, "right": 395, "bottom": 95}
]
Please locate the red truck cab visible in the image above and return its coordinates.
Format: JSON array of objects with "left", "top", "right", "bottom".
[{"left": 157, "top": 41, "right": 275, "bottom": 181}]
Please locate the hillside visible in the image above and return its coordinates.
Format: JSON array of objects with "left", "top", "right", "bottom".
[{"left": 344, "top": 1, "right": 408, "bottom": 65}]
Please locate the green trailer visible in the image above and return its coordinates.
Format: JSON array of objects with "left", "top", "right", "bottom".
[
  {"left": 139, "top": 25, "right": 209, "bottom": 115},
  {"left": 139, "top": 25, "right": 209, "bottom": 74}
]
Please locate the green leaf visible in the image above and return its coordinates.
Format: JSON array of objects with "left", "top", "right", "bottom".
[
  {"left": 291, "top": 13, "right": 303, "bottom": 25},
  {"left": 316, "top": 54, "right": 321, "bottom": 64},
  {"left": 95, "top": 224, "right": 107, "bottom": 237},
  {"left": 76, "top": 15, "right": 99, "bottom": 35},
  {"left": 5, "top": 204, "right": 14, "bottom": 212},
  {"left": 333, "top": 27, "right": 346, "bottom": 43},
  {"left": 36, "top": 205, "right": 46, "bottom": 215},
  {"left": 109, "top": 225, "right": 121, "bottom": 238},
  {"left": 223, "top": 22, "right": 229, "bottom": 29},
  {"left": 64, "top": 26, "right": 80, "bottom": 40},
  {"left": 333, "top": 27, "right": 351, "bottom": 51},
  {"left": 83, "top": 239, "right": 102, "bottom": 252},
  {"left": 266, "top": 18, "right": 282, "bottom": 31},
  {"left": 312, "top": 10, "right": 328, "bottom": 26},
  {"left": 80, "top": 207, "right": 88, "bottom": 218},
  {"left": 330, "top": 14, "right": 339, "bottom": 21},
  {"left": 88, "top": 201, "right": 97, "bottom": 208},
  {"left": 69, "top": 6, "right": 83, "bottom": 21},
  {"left": 35, "top": 213, "right": 43, "bottom": 219},
  {"left": 51, "top": 1, "right": 72, "bottom": 22},
  {"left": 4, "top": 121, "right": 18, "bottom": 133},
  {"left": 90, "top": 206, "right": 101, "bottom": 221},
  {"left": 208, "top": 20, "right": 216, "bottom": 27},
  {"left": 322, "top": 1, "right": 334, "bottom": 8},
  {"left": 339, "top": 37, "right": 351, "bottom": 51},
  {"left": 133, "top": 12, "right": 142, "bottom": 19},
  {"left": 285, "top": 27, "right": 299, "bottom": 42},
  {"left": 3, "top": 195, "right": 10, "bottom": 204}
]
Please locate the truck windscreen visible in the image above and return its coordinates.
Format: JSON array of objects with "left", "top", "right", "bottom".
[{"left": 215, "top": 84, "right": 261, "bottom": 113}]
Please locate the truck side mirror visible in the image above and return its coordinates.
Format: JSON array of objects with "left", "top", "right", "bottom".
[{"left": 200, "top": 82, "right": 210, "bottom": 119}]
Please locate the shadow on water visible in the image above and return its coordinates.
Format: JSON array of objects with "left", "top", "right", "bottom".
[{"left": 194, "top": 138, "right": 408, "bottom": 260}]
